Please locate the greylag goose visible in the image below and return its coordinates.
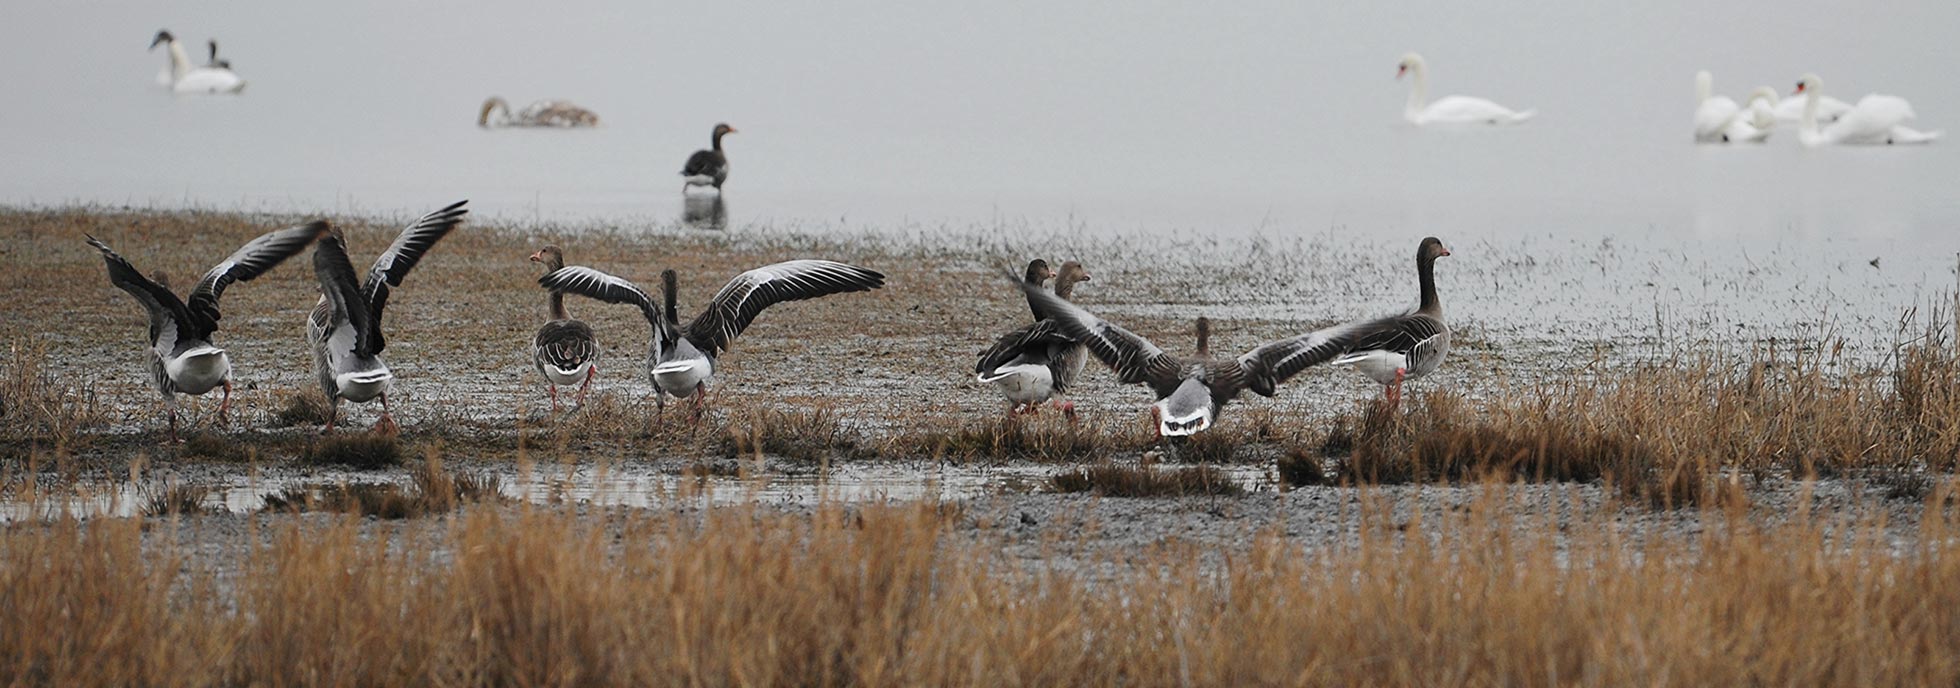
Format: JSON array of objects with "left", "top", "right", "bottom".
[
  {"left": 86, "top": 222, "right": 326, "bottom": 441},
  {"left": 540, "top": 259, "right": 885, "bottom": 420},
  {"left": 1330, "top": 237, "right": 1451, "bottom": 405},
  {"left": 529, "top": 246, "right": 599, "bottom": 411},
  {"left": 150, "top": 30, "right": 245, "bottom": 94},
  {"left": 306, "top": 200, "right": 469, "bottom": 433},
  {"left": 976, "top": 260, "right": 1091, "bottom": 415},
  {"left": 680, "top": 123, "right": 736, "bottom": 193},
  {"left": 1011, "top": 277, "right": 1373, "bottom": 437},
  {"left": 478, "top": 97, "right": 600, "bottom": 128}
]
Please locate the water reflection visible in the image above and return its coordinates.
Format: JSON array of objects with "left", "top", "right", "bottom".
[{"left": 681, "top": 195, "right": 727, "bottom": 230}]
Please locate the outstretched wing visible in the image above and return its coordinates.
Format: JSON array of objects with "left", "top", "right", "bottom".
[
  {"left": 86, "top": 234, "right": 192, "bottom": 352},
  {"left": 540, "top": 266, "right": 669, "bottom": 334},
  {"left": 1012, "top": 272, "right": 1180, "bottom": 395},
  {"left": 1237, "top": 318, "right": 1376, "bottom": 397},
  {"left": 185, "top": 220, "right": 327, "bottom": 339},
  {"left": 363, "top": 200, "right": 468, "bottom": 330},
  {"left": 684, "top": 260, "right": 885, "bottom": 356},
  {"left": 1342, "top": 312, "right": 1444, "bottom": 359},
  {"left": 312, "top": 231, "right": 378, "bottom": 357}
]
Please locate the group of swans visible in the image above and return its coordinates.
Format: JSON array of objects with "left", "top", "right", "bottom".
[
  {"left": 1396, "top": 53, "right": 1536, "bottom": 127},
  {"left": 150, "top": 30, "right": 245, "bottom": 94},
  {"left": 1696, "top": 70, "right": 1941, "bottom": 146}
]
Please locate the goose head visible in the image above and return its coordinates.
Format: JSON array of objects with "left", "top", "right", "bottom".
[
  {"left": 712, "top": 122, "right": 737, "bottom": 138},
  {"left": 1023, "top": 259, "right": 1054, "bottom": 285},
  {"left": 149, "top": 30, "right": 174, "bottom": 50},
  {"left": 1419, "top": 236, "right": 1451, "bottom": 262},
  {"left": 529, "top": 245, "right": 565, "bottom": 272},
  {"left": 1054, "top": 260, "right": 1091, "bottom": 298}
]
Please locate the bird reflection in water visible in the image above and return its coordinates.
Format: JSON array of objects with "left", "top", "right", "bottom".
[{"left": 682, "top": 195, "right": 727, "bottom": 230}]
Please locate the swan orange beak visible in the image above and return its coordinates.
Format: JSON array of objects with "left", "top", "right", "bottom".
[{"left": 1791, "top": 83, "right": 1807, "bottom": 96}]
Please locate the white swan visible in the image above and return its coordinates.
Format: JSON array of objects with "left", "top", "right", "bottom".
[
  {"left": 1794, "top": 74, "right": 1941, "bottom": 146},
  {"left": 1772, "top": 92, "right": 1850, "bottom": 126},
  {"left": 1692, "top": 71, "right": 1769, "bottom": 143},
  {"left": 150, "top": 30, "right": 245, "bottom": 94},
  {"left": 1396, "top": 53, "right": 1535, "bottom": 126}
]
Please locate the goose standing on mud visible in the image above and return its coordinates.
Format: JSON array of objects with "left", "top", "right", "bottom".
[
  {"left": 86, "top": 222, "right": 326, "bottom": 442},
  {"left": 478, "top": 97, "right": 600, "bottom": 128},
  {"left": 307, "top": 201, "right": 469, "bottom": 433},
  {"left": 149, "top": 30, "right": 245, "bottom": 94},
  {"left": 1396, "top": 53, "right": 1534, "bottom": 126},
  {"left": 976, "top": 260, "right": 1093, "bottom": 416},
  {"left": 1011, "top": 279, "right": 1377, "bottom": 438},
  {"left": 529, "top": 246, "right": 599, "bottom": 411},
  {"left": 1331, "top": 237, "right": 1452, "bottom": 406},
  {"left": 680, "top": 123, "right": 736, "bottom": 193},
  {"left": 540, "top": 259, "right": 885, "bottom": 421}
]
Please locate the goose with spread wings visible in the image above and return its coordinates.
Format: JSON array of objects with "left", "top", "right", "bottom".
[
  {"left": 306, "top": 200, "right": 468, "bottom": 433},
  {"left": 1013, "top": 275, "right": 1376, "bottom": 437},
  {"left": 540, "top": 259, "right": 885, "bottom": 419},
  {"left": 975, "top": 260, "right": 1092, "bottom": 415},
  {"left": 1329, "top": 237, "right": 1451, "bottom": 405},
  {"left": 87, "top": 222, "right": 326, "bottom": 441}
]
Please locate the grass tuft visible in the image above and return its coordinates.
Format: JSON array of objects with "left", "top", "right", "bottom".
[
  {"left": 1050, "top": 462, "right": 1244, "bottom": 497},
  {"left": 269, "top": 390, "right": 333, "bottom": 428},
  {"left": 1277, "top": 448, "right": 1329, "bottom": 487},
  {"left": 721, "top": 406, "right": 865, "bottom": 463},
  {"left": 139, "top": 483, "right": 211, "bottom": 517},
  {"left": 0, "top": 341, "right": 106, "bottom": 444},
  {"left": 305, "top": 434, "right": 405, "bottom": 470}
]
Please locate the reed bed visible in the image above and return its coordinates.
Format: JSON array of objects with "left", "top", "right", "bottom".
[{"left": 1, "top": 495, "right": 1958, "bottom": 685}]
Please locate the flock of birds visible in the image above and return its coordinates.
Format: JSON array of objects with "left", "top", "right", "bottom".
[
  {"left": 88, "top": 199, "right": 1454, "bottom": 442},
  {"left": 124, "top": 31, "right": 1942, "bottom": 444}
]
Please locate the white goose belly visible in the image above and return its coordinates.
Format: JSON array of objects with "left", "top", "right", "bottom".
[
  {"left": 651, "top": 358, "right": 712, "bottom": 398},
  {"left": 164, "top": 348, "right": 231, "bottom": 395},
  {"left": 335, "top": 368, "right": 394, "bottom": 403},
  {"left": 541, "top": 360, "right": 594, "bottom": 386},
  {"left": 982, "top": 364, "right": 1055, "bottom": 405}
]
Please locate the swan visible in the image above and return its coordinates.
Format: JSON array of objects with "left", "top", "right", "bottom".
[
  {"left": 150, "top": 30, "right": 245, "bottom": 94},
  {"left": 478, "top": 97, "right": 600, "bottom": 128},
  {"left": 1794, "top": 74, "right": 1942, "bottom": 146},
  {"left": 1693, "top": 71, "right": 1767, "bottom": 143},
  {"left": 1396, "top": 53, "right": 1535, "bottom": 126}
]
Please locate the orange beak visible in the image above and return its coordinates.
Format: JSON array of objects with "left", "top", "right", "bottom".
[
  {"left": 1791, "top": 83, "right": 1807, "bottom": 96},
  {"left": 528, "top": 251, "right": 543, "bottom": 262}
]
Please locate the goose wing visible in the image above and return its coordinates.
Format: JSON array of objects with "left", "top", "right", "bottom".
[
  {"left": 1342, "top": 311, "right": 1446, "bottom": 358},
  {"left": 683, "top": 260, "right": 885, "bottom": 356},
  {"left": 1237, "top": 319, "right": 1376, "bottom": 397},
  {"left": 1012, "top": 273, "right": 1181, "bottom": 395},
  {"left": 86, "top": 235, "right": 192, "bottom": 352},
  {"left": 361, "top": 200, "right": 467, "bottom": 338},
  {"left": 185, "top": 220, "right": 327, "bottom": 339},
  {"left": 681, "top": 150, "right": 720, "bottom": 176},
  {"left": 538, "top": 266, "right": 669, "bottom": 336},
  {"left": 975, "top": 319, "right": 1070, "bottom": 374},
  {"left": 312, "top": 231, "right": 377, "bottom": 356}
]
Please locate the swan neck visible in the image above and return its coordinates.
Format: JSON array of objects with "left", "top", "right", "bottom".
[
  {"left": 1800, "top": 85, "right": 1822, "bottom": 141},
  {"left": 166, "top": 40, "right": 191, "bottom": 79},
  {"left": 1695, "top": 73, "right": 1711, "bottom": 105},
  {"left": 1405, "top": 62, "right": 1428, "bottom": 118}
]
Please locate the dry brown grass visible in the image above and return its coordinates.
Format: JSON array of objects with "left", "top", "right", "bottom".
[
  {"left": 4, "top": 497, "right": 1960, "bottom": 684},
  {"left": 1317, "top": 324, "right": 1960, "bottom": 506},
  {"left": 260, "top": 456, "right": 504, "bottom": 519},
  {"left": 885, "top": 414, "right": 1150, "bottom": 462},
  {"left": 0, "top": 341, "right": 106, "bottom": 446},
  {"left": 720, "top": 406, "right": 869, "bottom": 463},
  {"left": 1049, "top": 462, "right": 1245, "bottom": 497},
  {"left": 304, "top": 433, "right": 406, "bottom": 469}
]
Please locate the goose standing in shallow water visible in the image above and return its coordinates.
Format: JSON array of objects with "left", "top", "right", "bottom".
[
  {"left": 87, "top": 222, "right": 326, "bottom": 442},
  {"left": 307, "top": 201, "right": 468, "bottom": 433},
  {"left": 149, "top": 30, "right": 245, "bottom": 94},
  {"left": 976, "top": 260, "right": 1092, "bottom": 416},
  {"left": 1396, "top": 53, "right": 1535, "bottom": 126},
  {"left": 1331, "top": 238, "right": 1452, "bottom": 406},
  {"left": 477, "top": 97, "right": 600, "bottom": 128},
  {"left": 540, "top": 259, "right": 885, "bottom": 421},
  {"left": 529, "top": 246, "right": 599, "bottom": 411},
  {"left": 1012, "top": 277, "right": 1379, "bottom": 437},
  {"left": 680, "top": 123, "right": 736, "bottom": 193}
]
